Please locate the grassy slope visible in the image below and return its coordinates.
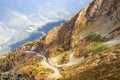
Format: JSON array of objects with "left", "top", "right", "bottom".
[{"left": 60, "top": 36, "right": 120, "bottom": 80}]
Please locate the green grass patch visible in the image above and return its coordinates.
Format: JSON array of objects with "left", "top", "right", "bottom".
[
  {"left": 84, "top": 42, "right": 107, "bottom": 54},
  {"left": 82, "top": 34, "right": 108, "bottom": 54},
  {"left": 86, "top": 34, "right": 108, "bottom": 42}
]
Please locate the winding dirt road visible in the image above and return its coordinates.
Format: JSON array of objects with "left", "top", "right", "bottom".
[
  {"left": 25, "top": 50, "right": 85, "bottom": 80},
  {"left": 25, "top": 51, "right": 61, "bottom": 80}
]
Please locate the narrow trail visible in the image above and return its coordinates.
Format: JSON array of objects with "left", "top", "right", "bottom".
[
  {"left": 49, "top": 53, "right": 84, "bottom": 67},
  {"left": 105, "top": 35, "right": 120, "bottom": 47},
  {"left": 25, "top": 51, "right": 61, "bottom": 80},
  {"left": 25, "top": 51, "right": 85, "bottom": 80}
]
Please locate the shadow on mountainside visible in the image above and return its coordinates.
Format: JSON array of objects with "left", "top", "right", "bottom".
[{"left": 45, "top": 13, "right": 79, "bottom": 50}]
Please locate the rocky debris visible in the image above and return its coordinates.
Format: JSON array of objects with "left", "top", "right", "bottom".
[{"left": 1, "top": 71, "right": 27, "bottom": 80}]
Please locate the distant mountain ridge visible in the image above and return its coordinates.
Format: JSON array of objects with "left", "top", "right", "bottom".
[{"left": 0, "top": 20, "right": 64, "bottom": 54}]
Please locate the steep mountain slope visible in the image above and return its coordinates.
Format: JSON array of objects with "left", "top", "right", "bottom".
[
  {"left": 0, "top": 0, "right": 120, "bottom": 80},
  {"left": 0, "top": 0, "right": 93, "bottom": 54}
]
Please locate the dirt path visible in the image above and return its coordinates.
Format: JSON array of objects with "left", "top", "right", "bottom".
[
  {"left": 25, "top": 51, "right": 85, "bottom": 80},
  {"left": 25, "top": 51, "right": 61, "bottom": 80},
  {"left": 105, "top": 35, "right": 120, "bottom": 47},
  {"left": 49, "top": 53, "right": 84, "bottom": 67}
]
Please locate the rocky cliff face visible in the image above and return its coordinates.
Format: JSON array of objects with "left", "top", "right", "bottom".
[
  {"left": 0, "top": 0, "right": 120, "bottom": 80},
  {"left": 42, "top": 0, "right": 120, "bottom": 56},
  {"left": 73, "top": 0, "right": 120, "bottom": 39}
]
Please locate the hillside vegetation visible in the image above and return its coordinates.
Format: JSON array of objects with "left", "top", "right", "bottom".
[{"left": 0, "top": 0, "right": 120, "bottom": 80}]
